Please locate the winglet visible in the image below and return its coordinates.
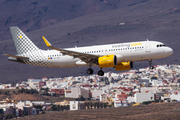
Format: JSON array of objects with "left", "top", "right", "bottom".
[{"left": 42, "top": 36, "right": 52, "bottom": 47}]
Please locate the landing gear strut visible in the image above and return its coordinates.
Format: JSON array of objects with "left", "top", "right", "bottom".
[
  {"left": 86, "top": 68, "right": 93, "bottom": 74},
  {"left": 98, "top": 68, "right": 104, "bottom": 76},
  {"left": 148, "top": 59, "right": 154, "bottom": 69}
]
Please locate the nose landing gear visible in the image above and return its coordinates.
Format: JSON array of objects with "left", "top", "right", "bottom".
[{"left": 149, "top": 59, "right": 154, "bottom": 69}]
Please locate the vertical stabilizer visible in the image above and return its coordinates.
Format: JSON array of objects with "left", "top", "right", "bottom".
[{"left": 10, "top": 27, "right": 40, "bottom": 55}]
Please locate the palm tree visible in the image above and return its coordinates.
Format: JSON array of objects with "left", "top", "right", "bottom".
[
  {"left": 84, "top": 102, "right": 88, "bottom": 109},
  {"left": 94, "top": 102, "right": 98, "bottom": 109},
  {"left": 90, "top": 101, "right": 93, "bottom": 109},
  {"left": 104, "top": 103, "right": 108, "bottom": 108},
  {"left": 97, "top": 102, "right": 100, "bottom": 109},
  {"left": 100, "top": 103, "right": 104, "bottom": 108},
  {"left": 112, "top": 102, "right": 114, "bottom": 107},
  {"left": 86, "top": 102, "right": 90, "bottom": 109}
]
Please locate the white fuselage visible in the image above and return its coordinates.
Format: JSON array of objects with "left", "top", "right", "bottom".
[{"left": 25, "top": 41, "right": 173, "bottom": 68}]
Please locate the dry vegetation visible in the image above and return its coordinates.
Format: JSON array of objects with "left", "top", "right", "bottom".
[
  {"left": 43, "top": 96, "right": 76, "bottom": 103},
  {"left": 0, "top": 89, "right": 47, "bottom": 101},
  {"left": 16, "top": 102, "right": 180, "bottom": 120}
]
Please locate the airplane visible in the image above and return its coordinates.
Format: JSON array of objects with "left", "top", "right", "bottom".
[{"left": 4, "top": 26, "right": 173, "bottom": 76}]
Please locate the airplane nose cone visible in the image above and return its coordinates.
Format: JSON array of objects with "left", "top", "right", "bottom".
[{"left": 167, "top": 47, "right": 173, "bottom": 56}]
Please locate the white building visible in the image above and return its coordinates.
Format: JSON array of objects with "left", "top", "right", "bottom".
[
  {"left": 32, "top": 101, "right": 45, "bottom": 105},
  {"left": 127, "top": 96, "right": 135, "bottom": 103},
  {"left": 151, "top": 80, "right": 163, "bottom": 87},
  {"left": 65, "top": 87, "right": 89, "bottom": 98},
  {"left": 170, "top": 92, "right": 180, "bottom": 101},
  {"left": 70, "top": 101, "right": 85, "bottom": 110},
  {"left": 0, "top": 84, "right": 12, "bottom": 89},
  {"left": 29, "top": 79, "right": 42, "bottom": 88},
  {"left": 114, "top": 100, "right": 128, "bottom": 107},
  {"left": 91, "top": 90, "right": 104, "bottom": 99},
  {"left": 0, "top": 103, "right": 15, "bottom": 109},
  {"left": 141, "top": 87, "right": 158, "bottom": 93},
  {"left": 16, "top": 101, "right": 33, "bottom": 110},
  {"left": 32, "top": 108, "right": 37, "bottom": 115},
  {"left": 135, "top": 93, "right": 154, "bottom": 103},
  {"left": 127, "top": 93, "right": 155, "bottom": 103},
  {"left": 99, "top": 94, "right": 107, "bottom": 102}
]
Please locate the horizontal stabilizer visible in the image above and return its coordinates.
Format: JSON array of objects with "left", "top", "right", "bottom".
[{"left": 3, "top": 54, "right": 29, "bottom": 59}]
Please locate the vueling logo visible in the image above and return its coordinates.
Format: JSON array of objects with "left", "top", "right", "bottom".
[{"left": 131, "top": 43, "right": 142, "bottom": 46}]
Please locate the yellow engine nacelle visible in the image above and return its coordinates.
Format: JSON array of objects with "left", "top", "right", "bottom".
[
  {"left": 115, "top": 62, "right": 133, "bottom": 71},
  {"left": 98, "top": 55, "right": 117, "bottom": 68}
]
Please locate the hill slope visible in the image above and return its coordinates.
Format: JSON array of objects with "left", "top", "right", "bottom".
[
  {"left": 16, "top": 102, "right": 180, "bottom": 120},
  {"left": 1, "top": 0, "right": 180, "bottom": 82}
]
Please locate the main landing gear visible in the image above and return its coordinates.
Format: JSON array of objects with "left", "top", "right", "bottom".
[
  {"left": 148, "top": 59, "right": 154, "bottom": 69},
  {"left": 98, "top": 69, "right": 104, "bottom": 76},
  {"left": 86, "top": 68, "right": 93, "bottom": 74},
  {"left": 86, "top": 68, "right": 104, "bottom": 76}
]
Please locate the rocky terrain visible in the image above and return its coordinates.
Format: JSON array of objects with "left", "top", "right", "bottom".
[{"left": 1, "top": 0, "right": 180, "bottom": 82}]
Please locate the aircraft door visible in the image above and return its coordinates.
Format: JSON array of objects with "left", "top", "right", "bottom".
[{"left": 145, "top": 41, "right": 151, "bottom": 52}]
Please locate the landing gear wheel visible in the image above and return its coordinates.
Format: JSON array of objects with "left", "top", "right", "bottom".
[
  {"left": 150, "top": 66, "right": 154, "bottom": 69},
  {"left": 98, "top": 70, "right": 104, "bottom": 76},
  {"left": 148, "top": 59, "right": 154, "bottom": 69},
  {"left": 87, "top": 68, "right": 93, "bottom": 74}
]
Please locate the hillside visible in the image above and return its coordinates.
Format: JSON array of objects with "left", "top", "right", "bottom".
[
  {"left": 0, "top": 0, "right": 135, "bottom": 40},
  {"left": 0, "top": 89, "right": 47, "bottom": 101},
  {"left": 16, "top": 102, "right": 180, "bottom": 120},
  {"left": 1, "top": 0, "right": 180, "bottom": 82}
]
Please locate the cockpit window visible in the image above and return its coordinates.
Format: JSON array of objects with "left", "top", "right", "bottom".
[{"left": 157, "top": 44, "right": 166, "bottom": 47}]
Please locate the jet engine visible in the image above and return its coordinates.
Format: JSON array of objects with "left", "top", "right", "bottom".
[
  {"left": 98, "top": 55, "right": 117, "bottom": 68},
  {"left": 115, "top": 62, "right": 133, "bottom": 71}
]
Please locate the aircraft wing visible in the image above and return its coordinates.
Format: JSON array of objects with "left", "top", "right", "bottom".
[
  {"left": 3, "top": 54, "right": 29, "bottom": 59},
  {"left": 42, "top": 36, "right": 100, "bottom": 63}
]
